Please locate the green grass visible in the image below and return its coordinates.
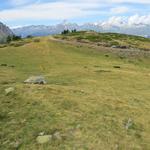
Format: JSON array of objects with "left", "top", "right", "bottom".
[{"left": 0, "top": 36, "right": 150, "bottom": 149}]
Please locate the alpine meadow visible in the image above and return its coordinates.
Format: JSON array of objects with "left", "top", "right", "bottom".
[{"left": 0, "top": 0, "right": 150, "bottom": 150}]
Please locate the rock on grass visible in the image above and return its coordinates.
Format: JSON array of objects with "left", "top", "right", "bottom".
[
  {"left": 36, "top": 135, "right": 52, "bottom": 144},
  {"left": 24, "top": 76, "right": 47, "bottom": 84},
  {"left": 5, "top": 87, "right": 15, "bottom": 95}
]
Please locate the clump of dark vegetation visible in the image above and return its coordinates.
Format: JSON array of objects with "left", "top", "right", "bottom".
[
  {"left": 105, "top": 54, "right": 109, "bottom": 57},
  {"left": 0, "top": 63, "right": 15, "bottom": 68},
  {"left": 6, "top": 35, "right": 22, "bottom": 43},
  {"left": 61, "top": 29, "right": 77, "bottom": 35},
  {"left": 0, "top": 36, "right": 32, "bottom": 48},
  {"left": 113, "top": 66, "right": 121, "bottom": 69},
  {"left": 26, "top": 35, "right": 33, "bottom": 38},
  {"left": 61, "top": 29, "right": 70, "bottom": 35},
  {"left": 9, "top": 42, "right": 25, "bottom": 47},
  {"left": 34, "top": 39, "right": 40, "bottom": 42},
  {"left": 0, "top": 64, "right": 7, "bottom": 66},
  {"left": 0, "top": 44, "right": 7, "bottom": 48}
]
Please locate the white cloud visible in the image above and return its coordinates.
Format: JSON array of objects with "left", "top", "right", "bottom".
[
  {"left": 101, "top": 15, "right": 150, "bottom": 27},
  {"left": 128, "top": 15, "right": 150, "bottom": 26},
  {"left": 101, "top": 16, "right": 126, "bottom": 27},
  {"left": 110, "top": 6, "right": 129, "bottom": 14},
  {"left": 110, "top": 0, "right": 150, "bottom": 4},
  {"left": 0, "top": 0, "right": 149, "bottom": 24},
  {"left": 0, "top": 1, "right": 103, "bottom": 21}
]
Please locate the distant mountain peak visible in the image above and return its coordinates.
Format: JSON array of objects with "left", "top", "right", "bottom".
[{"left": 12, "top": 21, "right": 150, "bottom": 38}]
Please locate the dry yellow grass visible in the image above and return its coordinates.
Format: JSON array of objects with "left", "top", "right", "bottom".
[{"left": 0, "top": 36, "right": 150, "bottom": 149}]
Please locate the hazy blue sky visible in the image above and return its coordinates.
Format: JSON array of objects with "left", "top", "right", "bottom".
[{"left": 0, "top": 0, "right": 150, "bottom": 27}]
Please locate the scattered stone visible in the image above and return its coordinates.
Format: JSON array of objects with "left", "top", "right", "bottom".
[
  {"left": 39, "top": 132, "right": 45, "bottom": 136},
  {"left": 111, "top": 45, "right": 128, "bottom": 49},
  {"left": 115, "top": 144, "right": 119, "bottom": 150},
  {"left": 75, "top": 124, "right": 81, "bottom": 129},
  {"left": 36, "top": 135, "right": 52, "bottom": 144},
  {"left": 125, "top": 118, "right": 133, "bottom": 130},
  {"left": 66, "top": 128, "right": 75, "bottom": 138},
  {"left": 36, "top": 128, "right": 81, "bottom": 144},
  {"left": 111, "top": 45, "right": 118, "bottom": 49},
  {"left": 24, "top": 76, "right": 46, "bottom": 84},
  {"left": 53, "top": 132, "right": 62, "bottom": 141},
  {"left": 80, "top": 90, "right": 85, "bottom": 93},
  {"left": 120, "top": 45, "right": 128, "bottom": 49},
  {"left": 21, "top": 119, "right": 26, "bottom": 124},
  {"left": 5, "top": 87, "right": 15, "bottom": 95}
]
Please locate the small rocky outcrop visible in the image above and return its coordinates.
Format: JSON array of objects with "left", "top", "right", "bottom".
[
  {"left": 36, "top": 131, "right": 62, "bottom": 144},
  {"left": 24, "top": 76, "right": 47, "bottom": 84},
  {"left": 36, "top": 135, "right": 52, "bottom": 144}
]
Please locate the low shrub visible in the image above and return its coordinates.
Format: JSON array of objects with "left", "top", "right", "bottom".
[
  {"left": 9, "top": 42, "right": 25, "bottom": 47},
  {"left": 34, "top": 39, "right": 40, "bottom": 42},
  {"left": 0, "top": 44, "right": 7, "bottom": 48}
]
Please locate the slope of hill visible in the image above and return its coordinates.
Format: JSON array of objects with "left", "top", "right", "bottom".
[
  {"left": 0, "top": 22, "right": 13, "bottom": 43},
  {"left": 0, "top": 35, "right": 150, "bottom": 149},
  {"left": 55, "top": 31, "right": 150, "bottom": 51}
]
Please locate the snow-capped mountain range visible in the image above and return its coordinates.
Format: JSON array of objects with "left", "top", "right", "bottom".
[{"left": 12, "top": 20, "right": 150, "bottom": 38}]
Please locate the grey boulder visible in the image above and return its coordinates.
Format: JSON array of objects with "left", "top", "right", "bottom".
[
  {"left": 36, "top": 135, "right": 52, "bottom": 144},
  {"left": 24, "top": 76, "right": 46, "bottom": 84}
]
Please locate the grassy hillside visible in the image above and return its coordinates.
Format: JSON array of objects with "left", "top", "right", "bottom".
[
  {"left": 0, "top": 36, "right": 150, "bottom": 149},
  {"left": 55, "top": 31, "right": 150, "bottom": 51}
]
